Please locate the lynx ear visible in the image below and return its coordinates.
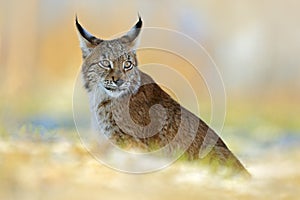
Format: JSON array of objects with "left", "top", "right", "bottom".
[
  {"left": 121, "top": 15, "right": 143, "bottom": 50},
  {"left": 75, "top": 16, "right": 103, "bottom": 58}
]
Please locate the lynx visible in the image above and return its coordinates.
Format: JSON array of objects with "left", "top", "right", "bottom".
[{"left": 76, "top": 16, "right": 250, "bottom": 177}]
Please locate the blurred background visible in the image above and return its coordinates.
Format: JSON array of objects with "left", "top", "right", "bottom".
[{"left": 0, "top": 0, "right": 300, "bottom": 199}]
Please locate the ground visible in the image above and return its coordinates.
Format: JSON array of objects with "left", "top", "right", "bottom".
[{"left": 0, "top": 130, "right": 299, "bottom": 200}]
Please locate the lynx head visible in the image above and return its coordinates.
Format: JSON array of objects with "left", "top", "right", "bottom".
[{"left": 76, "top": 16, "right": 143, "bottom": 98}]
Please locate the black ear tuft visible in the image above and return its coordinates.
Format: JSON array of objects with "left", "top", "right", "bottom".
[
  {"left": 75, "top": 15, "right": 84, "bottom": 37},
  {"left": 135, "top": 14, "right": 143, "bottom": 29},
  {"left": 75, "top": 15, "right": 102, "bottom": 46},
  {"left": 75, "top": 15, "right": 103, "bottom": 58},
  {"left": 120, "top": 14, "right": 143, "bottom": 48}
]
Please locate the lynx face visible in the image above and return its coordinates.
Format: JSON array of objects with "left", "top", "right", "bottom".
[
  {"left": 76, "top": 16, "right": 142, "bottom": 98},
  {"left": 84, "top": 42, "right": 141, "bottom": 98}
]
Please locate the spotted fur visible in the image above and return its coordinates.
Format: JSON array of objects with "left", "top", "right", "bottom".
[{"left": 76, "top": 17, "right": 250, "bottom": 177}]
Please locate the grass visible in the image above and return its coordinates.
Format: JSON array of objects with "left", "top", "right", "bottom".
[{"left": 0, "top": 125, "right": 299, "bottom": 200}]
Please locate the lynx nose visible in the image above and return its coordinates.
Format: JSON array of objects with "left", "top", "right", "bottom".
[{"left": 112, "top": 76, "right": 124, "bottom": 87}]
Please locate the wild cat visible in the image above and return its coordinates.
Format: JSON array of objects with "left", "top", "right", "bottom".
[{"left": 75, "top": 16, "right": 250, "bottom": 177}]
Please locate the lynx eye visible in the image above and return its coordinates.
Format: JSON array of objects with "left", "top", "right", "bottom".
[
  {"left": 123, "top": 60, "right": 133, "bottom": 70},
  {"left": 99, "top": 60, "right": 111, "bottom": 69}
]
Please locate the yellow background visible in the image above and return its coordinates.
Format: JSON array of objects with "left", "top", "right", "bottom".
[{"left": 0, "top": 0, "right": 300, "bottom": 199}]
